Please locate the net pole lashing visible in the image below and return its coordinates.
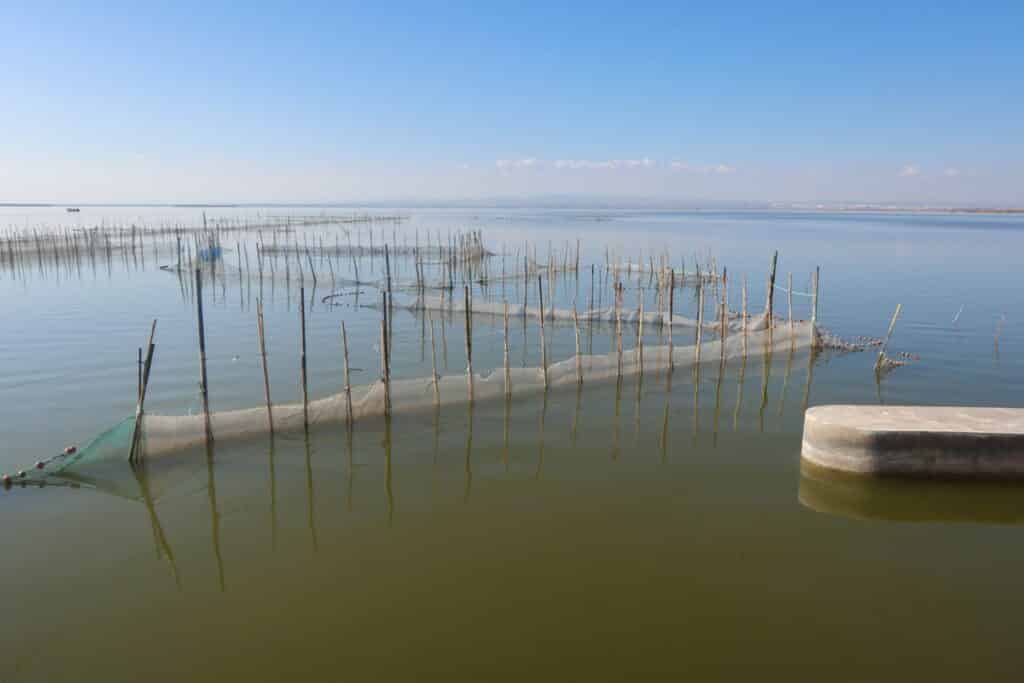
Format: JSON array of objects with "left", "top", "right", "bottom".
[
  {"left": 258, "top": 298, "right": 274, "bottom": 435},
  {"left": 128, "top": 319, "right": 157, "bottom": 465},
  {"left": 463, "top": 285, "right": 474, "bottom": 402},
  {"left": 195, "top": 268, "right": 213, "bottom": 443},
  {"left": 874, "top": 303, "right": 902, "bottom": 375},
  {"left": 503, "top": 302, "right": 511, "bottom": 399},
  {"left": 429, "top": 319, "right": 440, "bottom": 407},
  {"left": 811, "top": 266, "right": 820, "bottom": 349},
  {"left": 538, "top": 275, "right": 549, "bottom": 389},
  {"left": 299, "top": 286, "right": 309, "bottom": 430},
  {"left": 573, "top": 301, "right": 583, "bottom": 385}
]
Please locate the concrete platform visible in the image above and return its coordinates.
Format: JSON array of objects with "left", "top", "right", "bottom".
[{"left": 801, "top": 405, "right": 1024, "bottom": 478}]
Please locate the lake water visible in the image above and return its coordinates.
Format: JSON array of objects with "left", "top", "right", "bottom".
[{"left": 1, "top": 207, "right": 1022, "bottom": 680}]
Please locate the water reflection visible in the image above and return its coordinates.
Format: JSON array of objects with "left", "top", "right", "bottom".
[{"left": 799, "top": 460, "right": 1024, "bottom": 525}]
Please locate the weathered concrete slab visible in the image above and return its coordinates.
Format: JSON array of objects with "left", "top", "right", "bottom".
[{"left": 801, "top": 405, "right": 1024, "bottom": 478}]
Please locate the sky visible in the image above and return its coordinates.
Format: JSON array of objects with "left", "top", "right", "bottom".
[{"left": 1, "top": 1, "right": 1022, "bottom": 205}]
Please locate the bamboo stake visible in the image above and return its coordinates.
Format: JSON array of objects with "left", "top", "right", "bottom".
[
  {"left": 668, "top": 270, "right": 675, "bottom": 372},
  {"left": 299, "top": 286, "right": 309, "bottom": 430},
  {"left": 129, "top": 319, "right": 157, "bottom": 464},
  {"left": 429, "top": 319, "right": 440, "bottom": 406},
  {"left": 195, "top": 268, "right": 213, "bottom": 443},
  {"left": 811, "top": 266, "right": 820, "bottom": 348},
  {"left": 695, "top": 283, "right": 705, "bottom": 366},
  {"left": 538, "top": 276, "right": 548, "bottom": 388},
  {"left": 766, "top": 250, "right": 778, "bottom": 330},
  {"left": 742, "top": 275, "right": 748, "bottom": 357},
  {"left": 257, "top": 299, "right": 274, "bottom": 434},
  {"left": 787, "top": 272, "right": 795, "bottom": 343},
  {"left": 616, "top": 283, "right": 624, "bottom": 380},
  {"left": 573, "top": 302, "right": 583, "bottom": 385},
  {"left": 875, "top": 304, "right": 903, "bottom": 374},
  {"left": 637, "top": 290, "right": 644, "bottom": 377},
  {"left": 464, "top": 285, "right": 474, "bottom": 401},
  {"left": 503, "top": 302, "right": 511, "bottom": 398},
  {"left": 381, "top": 297, "right": 392, "bottom": 417},
  {"left": 341, "top": 324, "right": 354, "bottom": 425}
]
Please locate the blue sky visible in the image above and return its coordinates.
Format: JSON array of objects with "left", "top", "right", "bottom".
[{"left": 1, "top": 1, "right": 1022, "bottom": 204}]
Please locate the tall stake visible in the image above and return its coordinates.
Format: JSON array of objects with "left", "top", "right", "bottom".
[
  {"left": 875, "top": 304, "right": 903, "bottom": 374},
  {"left": 381, "top": 295, "right": 392, "bottom": 417},
  {"left": 695, "top": 283, "right": 705, "bottom": 366},
  {"left": 573, "top": 302, "right": 583, "bottom": 385},
  {"left": 503, "top": 302, "right": 511, "bottom": 398},
  {"left": 341, "top": 322, "right": 354, "bottom": 425},
  {"left": 429, "top": 319, "right": 440, "bottom": 406},
  {"left": 741, "top": 275, "right": 749, "bottom": 357},
  {"left": 538, "top": 276, "right": 548, "bottom": 389},
  {"left": 766, "top": 250, "right": 778, "bottom": 330},
  {"left": 129, "top": 319, "right": 157, "bottom": 464},
  {"left": 464, "top": 285, "right": 474, "bottom": 401},
  {"left": 811, "top": 266, "right": 820, "bottom": 348},
  {"left": 668, "top": 270, "right": 675, "bottom": 372},
  {"left": 787, "top": 272, "right": 795, "bottom": 343},
  {"left": 299, "top": 286, "right": 309, "bottom": 430},
  {"left": 637, "top": 290, "right": 644, "bottom": 377},
  {"left": 257, "top": 299, "right": 274, "bottom": 434},
  {"left": 195, "top": 268, "right": 213, "bottom": 443}
]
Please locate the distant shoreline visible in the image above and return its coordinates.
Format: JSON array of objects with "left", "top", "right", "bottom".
[{"left": 0, "top": 201, "right": 1021, "bottom": 215}]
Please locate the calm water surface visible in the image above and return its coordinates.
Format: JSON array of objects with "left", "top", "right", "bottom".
[{"left": 1, "top": 207, "right": 1022, "bottom": 680}]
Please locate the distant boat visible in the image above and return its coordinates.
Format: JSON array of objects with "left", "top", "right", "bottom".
[{"left": 66, "top": 207, "right": 80, "bottom": 213}]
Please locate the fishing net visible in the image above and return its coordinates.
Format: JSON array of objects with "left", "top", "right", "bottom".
[{"left": 126, "top": 318, "right": 815, "bottom": 458}]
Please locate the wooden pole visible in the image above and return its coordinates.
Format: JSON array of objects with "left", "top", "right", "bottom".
[
  {"left": 538, "top": 276, "right": 548, "bottom": 389},
  {"left": 766, "top": 250, "right": 778, "bottom": 329},
  {"left": 464, "top": 285, "right": 474, "bottom": 401},
  {"left": 742, "top": 275, "right": 748, "bottom": 357},
  {"left": 429, "top": 319, "right": 440, "bottom": 406},
  {"left": 637, "top": 290, "right": 644, "bottom": 377},
  {"left": 299, "top": 286, "right": 309, "bottom": 430},
  {"left": 257, "top": 299, "right": 274, "bottom": 434},
  {"left": 668, "top": 270, "right": 675, "bottom": 372},
  {"left": 811, "top": 266, "right": 820, "bottom": 349},
  {"left": 875, "top": 304, "right": 902, "bottom": 374},
  {"left": 695, "top": 283, "right": 704, "bottom": 366},
  {"left": 129, "top": 319, "right": 157, "bottom": 464},
  {"left": 616, "top": 283, "right": 624, "bottom": 380},
  {"left": 195, "top": 268, "right": 213, "bottom": 442},
  {"left": 787, "top": 272, "right": 795, "bottom": 343},
  {"left": 573, "top": 302, "right": 583, "bottom": 385},
  {"left": 341, "top": 321, "right": 354, "bottom": 425},
  {"left": 381, "top": 295, "right": 392, "bottom": 416},
  {"left": 503, "top": 302, "right": 511, "bottom": 398}
]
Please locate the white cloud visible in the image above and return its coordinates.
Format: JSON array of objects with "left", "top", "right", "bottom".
[
  {"left": 496, "top": 158, "right": 538, "bottom": 170},
  {"left": 898, "top": 164, "right": 921, "bottom": 177},
  {"left": 497, "top": 158, "right": 658, "bottom": 171},
  {"left": 670, "top": 161, "right": 735, "bottom": 175},
  {"left": 943, "top": 167, "right": 961, "bottom": 177}
]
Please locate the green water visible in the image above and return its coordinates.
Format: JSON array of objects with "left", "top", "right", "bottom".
[{"left": 2, "top": 207, "right": 1023, "bottom": 680}]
